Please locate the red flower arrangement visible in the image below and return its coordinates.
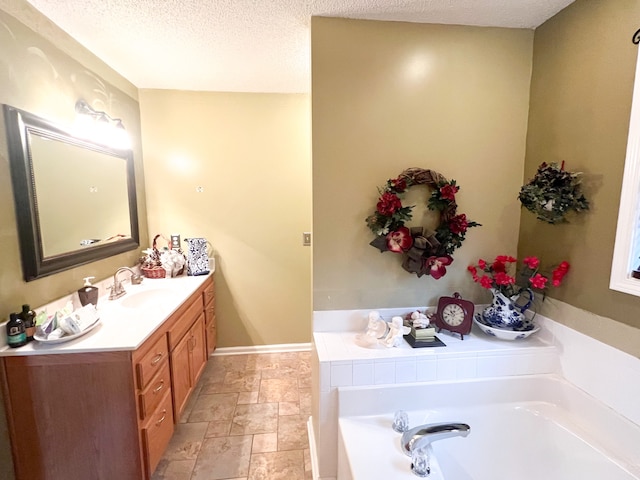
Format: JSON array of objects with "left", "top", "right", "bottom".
[
  {"left": 365, "top": 168, "right": 480, "bottom": 278},
  {"left": 467, "top": 255, "right": 570, "bottom": 297}
]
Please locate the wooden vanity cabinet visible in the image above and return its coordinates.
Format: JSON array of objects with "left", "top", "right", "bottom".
[
  {"left": 203, "top": 276, "right": 217, "bottom": 356},
  {"left": 169, "top": 308, "right": 207, "bottom": 420},
  {"left": 0, "top": 276, "right": 214, "bottom": 480}
]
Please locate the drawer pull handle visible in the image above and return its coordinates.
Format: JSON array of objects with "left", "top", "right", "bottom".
[
  {"left": 156, "top": 409, "right": 167, "bottom": 426},
  {"left": 153, "top": 380, "right": 164, "bottom": 394},
  {"left": 150, "top": 353, "right": 163, "bottom": 366}
]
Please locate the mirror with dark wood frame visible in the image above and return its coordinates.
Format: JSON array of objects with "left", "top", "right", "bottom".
[{"left": 3, "top": 104, "right": 139, "bottom": 281}]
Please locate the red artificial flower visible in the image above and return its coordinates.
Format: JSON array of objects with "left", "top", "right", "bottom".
[
  {"left": 390, "top": 177, "right": 407, "bottom": 193},
  {"left": 477, "top": 259, "right": 487, "bottom": 269},
  {"left": 479, "top": 275, "right": 493, "bottom": 289},
  {"left": 386, "top": 227, "right": 413, "bottom": 253},
  {"left": 439, "top": 183, "right": 459, "bottom": 201},
  {"left": 376, "top": 192, "right": 402, "bottom": 216},
  {"left": 492, "top": 255, "right": 516, "bottom": 273},
  {"left": 426, "top": 255, "right": 453, "bottom": 279},
  {"left": 494, "top": 271, "right": 516, "bottom": 286},
  {"left": 529, "top": 273, "right": 548, "bottom": 289},
  {"left": 552, "top": 261, "right": 570, "bottom": 286},
  {"left": 448, "top": 214, "right": 468, "bottom": 235},
  {"left": 523, "top": 256, "right": 540, "bottom": 270},
  {"left": 467, "top": 265, "right": 479, "bottom": 281}
]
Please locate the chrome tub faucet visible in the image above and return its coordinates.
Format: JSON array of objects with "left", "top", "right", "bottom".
[{"left": 401, "top": 422, "right": 470, "bottom": 455}]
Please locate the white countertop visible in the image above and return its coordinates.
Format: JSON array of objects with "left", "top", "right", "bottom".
[
  {"left": 0, "top": 273, "right": 212, "bottom": 356},
  {"left": 314, "top": 324, "right": 555, "bottom": 363}
]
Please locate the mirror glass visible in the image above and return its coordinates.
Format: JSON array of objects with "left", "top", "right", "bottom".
[{"left": 3, "top": 105, "right": 139, "bottom": 281}]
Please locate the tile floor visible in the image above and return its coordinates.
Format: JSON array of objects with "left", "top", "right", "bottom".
[{"left": 152, "top": 351, "right": 313, "bottom": 480}]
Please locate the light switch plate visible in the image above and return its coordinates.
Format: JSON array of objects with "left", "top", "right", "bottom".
[{"left": 303, "top": 232, "right": 311, "bottom": 246}]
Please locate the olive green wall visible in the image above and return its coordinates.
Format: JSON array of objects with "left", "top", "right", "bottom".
[
  {"left": 312, "top": 17, "right": 534, "bottom": 310},
  {"left": 0, "top": 4, "right": 149, "bottom": 478},
  {"left": 139, "top": 89, "right": 312, "bottom": 347},
  {"left": 520, "top": 0, "right": 640, "bottom": 352}
]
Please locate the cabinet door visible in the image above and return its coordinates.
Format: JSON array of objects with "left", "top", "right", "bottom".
[
  {"left": 170, "top": 333, "right": 192, "bottom": 422},
  {"left": 205, "top": 315, "right": 217, "bottom": 356},
  {"left": 189, "top": 315, "right": 207, "bottom": 385}
]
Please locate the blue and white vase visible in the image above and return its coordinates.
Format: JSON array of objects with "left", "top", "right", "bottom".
[{"left": 481, "top": 288, "right": 533, "bottom": 329}]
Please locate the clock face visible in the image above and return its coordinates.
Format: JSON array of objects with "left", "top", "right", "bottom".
[
  {"left": 442, "top": 304, "right": 465, "bottom": 326},
  {"left": 434, "top": 293, "right": 475, "bottom": 339}
]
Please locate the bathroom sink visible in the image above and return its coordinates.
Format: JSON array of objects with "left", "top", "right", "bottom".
[{"left": 119, "top": 288, "right": 177, "bottom": 309}]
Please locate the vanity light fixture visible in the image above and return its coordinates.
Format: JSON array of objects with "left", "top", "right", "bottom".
[{"left": 74, "top": 99, "right": 130, "bottom": 149}]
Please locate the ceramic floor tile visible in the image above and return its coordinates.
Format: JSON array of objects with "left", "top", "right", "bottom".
[
  {"left": 298, "top": 373, "right": 312, "bottom": 389},
  {"left": 191, "top": 435, "right": 253, "bottom": 480},
  {"left": 248, "top": 450, "right": 305, "bottom": 480},
  {"left": 238, "top": 391, "right": 259, "bottom": 404},
  {"left": 252, "top": 432, "right": 278, "bottom": 453},
  {"left": 277, "top": 415, "right": 309, "bottom": 451},
  {"left": 209, "top": 354, "right": 251, "bottom": 372},
  {"left": 161, "top": 422, "right": 209, "bottom": 460},
  {"left": 188, "top": 392, "right": 238, "bottom": 423},
  {"left": 204, "top": 420, "right": 232, "bottom": 438},
  {"left": 153, "top": 351, "right": 311, "bottom": 480},
  {"left": 279, "top": 401, "right": 300, "bottom": 415},
  {"left": 298, "top": 388, "right": 312, "bottom": 415},
  {"left": 151, "top": 459, "right": 196, "bottom": 480},
  {"left": 230, "top": 403, "right": 279, "bottom": 435},
  {"left": 258, "top": 377, "right": 299, "bottom": 403}
]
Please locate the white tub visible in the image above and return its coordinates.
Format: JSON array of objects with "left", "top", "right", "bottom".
[{"left": 337, "top": 375, "right": 640, "bottom": 480}]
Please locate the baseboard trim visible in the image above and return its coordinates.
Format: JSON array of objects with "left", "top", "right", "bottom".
[{"left": 211, "top": 342, "right": 312, "bottom": 356}]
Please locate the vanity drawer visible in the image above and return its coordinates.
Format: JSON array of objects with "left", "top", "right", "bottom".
[
  {"left": 202, "top": 277, "right": 214, "bottom": 306},
  {"left": 142, "top": 390, "right": 174, "bottom": 476},
  {"left": 139, "top": 359, "right": 171, "bottom": 421},
  {"left": 135, "top": 334, "right": 169, "bottom": 390},
  {"left": 167, "top": 294, "right": 203, "bottom": 350}
]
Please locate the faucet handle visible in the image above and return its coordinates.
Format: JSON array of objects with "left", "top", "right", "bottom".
[
  {"left": 411, "top": 447, "right": 431, "bottom": 477},
  {"left": 131, "top": 273, "right": 143, "bottom": 285}
]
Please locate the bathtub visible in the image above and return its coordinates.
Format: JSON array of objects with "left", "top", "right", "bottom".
[{"left": 337, "top": 375, "right": 640, "bottom": 480}]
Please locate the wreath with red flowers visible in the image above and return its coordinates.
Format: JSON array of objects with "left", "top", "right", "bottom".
[{"left": 365, "top": 168, "right": 480, "bottom": 278}]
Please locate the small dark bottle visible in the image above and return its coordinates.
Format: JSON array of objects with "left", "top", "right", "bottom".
[
  {"left": 6, "top": 313, "right": 27, "bottom": 348},
  {"left": 19, "top": 304, "right": 36, "bottom": 342}
]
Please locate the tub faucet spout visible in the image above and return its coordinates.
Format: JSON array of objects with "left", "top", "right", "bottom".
[{"left": 401, "top": 422, "right": 470, "bottom": 456}]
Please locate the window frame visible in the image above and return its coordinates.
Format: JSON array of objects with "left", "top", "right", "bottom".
[{"left": 610, "top": 51, "right": 640, "bottom": 296}]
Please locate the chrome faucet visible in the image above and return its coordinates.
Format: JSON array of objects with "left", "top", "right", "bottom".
[
  {"left": 401, "top": 422, "right": 470, "bottom": 456},
  {"left": 109, "top": 266, "right": 143, "bottom": 300}
]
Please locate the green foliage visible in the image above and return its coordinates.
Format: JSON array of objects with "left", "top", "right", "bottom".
[{"left": 519, "top": 162, "right": 589, "bottom": 224}]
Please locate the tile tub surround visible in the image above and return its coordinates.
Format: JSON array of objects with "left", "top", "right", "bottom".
[
  {"left": 310, "top": 307, "right": 640, "bottom": 480},
  {"left": 152, "top": 351, "right": 313, "bottom": 480}
]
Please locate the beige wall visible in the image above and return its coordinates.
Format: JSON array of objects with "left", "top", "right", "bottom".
[
  {"left": 0, "top": 2, "right": 149, "bottom": 479},
  {"left": 139, "top": 90, "right": 311, "bottom": 347},
  {"left": 520, "top": 0, "right": 640, "bottom": 354},
  {"left": 312, "top": 17, "right": 534, "bottom": 310}
]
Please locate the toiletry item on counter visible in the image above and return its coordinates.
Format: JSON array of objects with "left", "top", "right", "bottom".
[
  {"left": 6, "top": 313, "right": 27, "bottom": 348},
  {"left": 19, "top": 304, "right": 35, "bottom": 341},
  {"left": 34, "top": 303, "right": 99, "bottom": 342},
  {"left": 78, "top": 276, "right": 99, "bottom": 307},
  {"left": 184, "top": 237, "right": 210, "bottom": 276}
]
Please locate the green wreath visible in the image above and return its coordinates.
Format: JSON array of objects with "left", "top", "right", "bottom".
[
  {"left": 365, "top": 168, "right": 480, "bottom": 278},
  {"left": 518, "top": 162, "right": 589, "bottom": 224}
]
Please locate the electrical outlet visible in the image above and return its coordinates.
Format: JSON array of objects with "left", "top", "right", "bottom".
[{"left": 303, "top": 232, "right": 311, "bottom": 246}]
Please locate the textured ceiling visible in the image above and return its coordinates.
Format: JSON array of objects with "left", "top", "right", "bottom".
[{"left": 24, "top": 0, "right": 575, "bottom": 93}]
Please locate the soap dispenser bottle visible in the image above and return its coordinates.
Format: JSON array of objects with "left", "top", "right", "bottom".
[{"left": 78, "top": 276, "right": 99, "bottom": 307}]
